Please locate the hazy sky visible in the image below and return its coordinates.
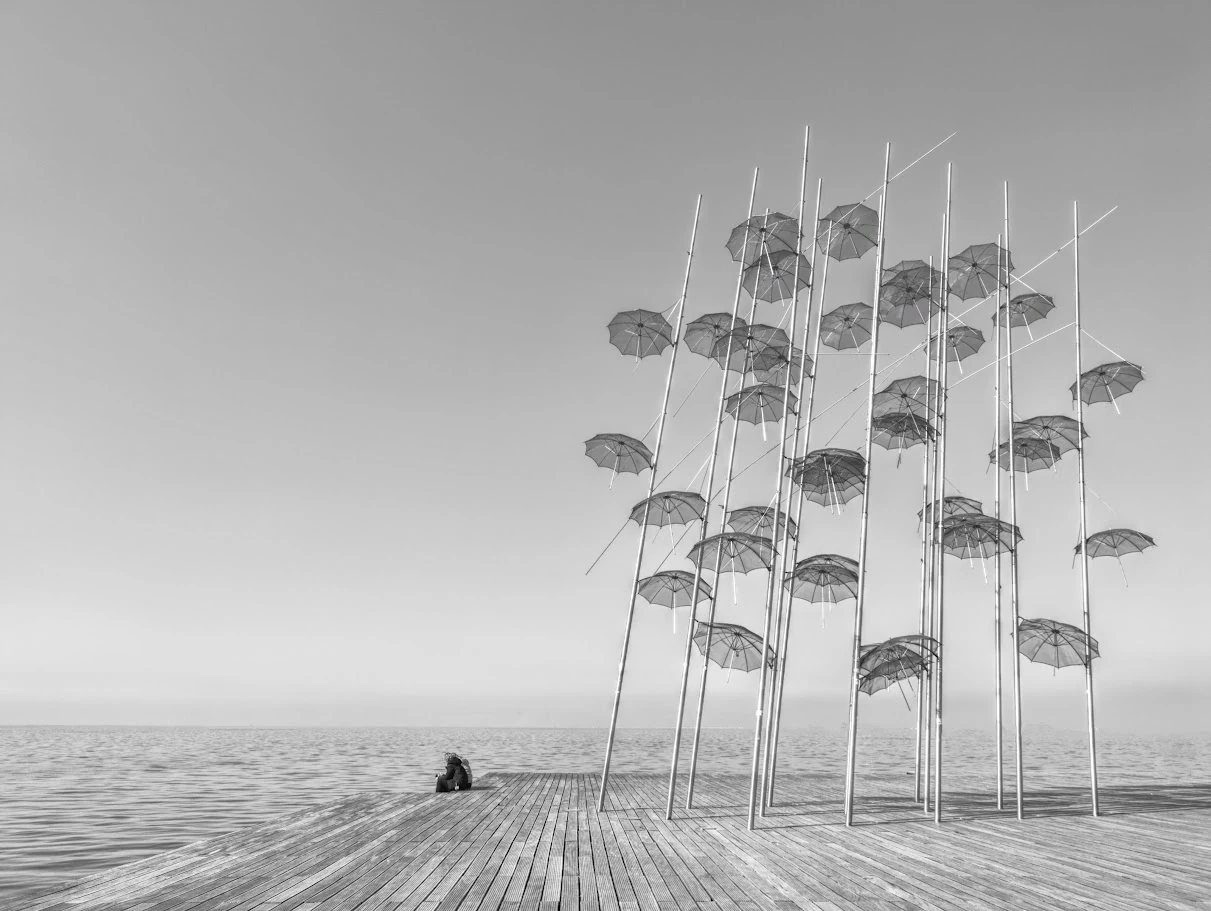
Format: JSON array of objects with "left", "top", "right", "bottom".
[{"left": 1, "top": 1, "right": 1207, "bottom": 734}]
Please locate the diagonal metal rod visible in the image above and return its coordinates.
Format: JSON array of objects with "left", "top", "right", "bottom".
[
  {"left": 932, "top": 168, "right": 953, "bottom": 824},
  {"left": 1005, "top": 181, "right": 1025, "bottom": 821},
  {"left": 749, "top": 126, "right": 810, "bottom": 828},
  {"left": 766, "top": 192, "right": 827, "bottom": 808},
  {"left": 597, "top": 193, "right": 704, "bottom": 812},
  {"left": 1074, "top": 201, "right": 1100, "bottom": 817},
  {"left": 843, "top": 142, "right": 892, "bottom": 826},
  {"left": 684, "top": 206, "right": 767, "bottom": 809},
  {"left": 993, "top": 234, "right": 1005, "bottom": 811}
]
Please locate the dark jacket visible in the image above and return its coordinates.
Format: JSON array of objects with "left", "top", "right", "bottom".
[{"left": 442, "top": 757, "right": 470, "bottom": 790}]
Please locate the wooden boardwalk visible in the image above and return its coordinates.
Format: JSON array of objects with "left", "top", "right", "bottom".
[{"left": 15, "top": 771, "right": 1211, "bottom": 911}]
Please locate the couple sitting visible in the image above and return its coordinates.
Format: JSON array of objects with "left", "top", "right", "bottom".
[{"left": 435, "top": 752, "right": 472, "bottom": 792}]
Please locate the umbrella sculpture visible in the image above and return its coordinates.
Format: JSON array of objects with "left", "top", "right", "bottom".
[
  {"left": 872, "top": 413, "right": 935, "bottom": 467},
  {"left": 872, "top": 376, "right": 938, "bottom": 428},
  {"left": 608, "top": 309, "right": 674, "bottom": 359},
  {"left": 754, "top": 345, "right": 811, "bottom": 387},
  {"left": 784, "top": 553, "right": 860, "bottom": 626},
  {"left": 711, "top": 325, "right": 791, "bottom": 375},
  {"left": 927, "top": 324, "right": 986, "bottom": 369},
  {"left": 857, "top": 637, "right": 940, "bottom": 704},
  {"left": 1075, "top": 528, "right": 1157, "bottom": 583},
  {"left": 940, "top": 514, "right": 1022, "bottom": 561},
  {"left": 817, "top": 203, "right": 880, "bottom": 261},
  {"left": 727, "top": 212, "right": 800, "bottom": 266},
  {"left": 728, "top": 505, "right": 798, "bottom": 542},
  {"left": 1018, "top": 618, "right": 1100, "bottom": 669},
  {"left": 684, "top": 312, "right": 747, "bottom": 358},
  {"left": 692, "top": 621, "right": 777, "bottom": 681},
  {"left": 819, "top": 303, "right": 873, "bottom": 350},
  {"left": 584, "top": 433, "right": 654, "bottom": 487},
  {"left": 725, "top": 384, "right": 798, "bottom": 440},
  {"left": 948, "top": 242, "right": 1013, "bottom": 300},
  {"left": 1070, "top": 361, "right": 1145, "bottom": 411},
  {"left": 628, "top": 491, "right": 707, "bottom": 528},
  {"left": 880, "top": 260, "right": 942, "bottom": 328},
  {"left": 918, "top": 495, "right": 984, "bottom": 525},
  {"left": 741, "top": 249, "right": 812, "bottom": 304},
  {"left": 990, "top": 438, "right": 1063, "bottom": 474},
  {"left": 1015, "top": 415, "right": 1087, "bottom": 456},
  {"left": 995, "top": 292, "right": 1055, "bottom": 331},
  {"left": 637, "top": 569, "right": 713, "bottom": 635},
  {"left": 786, "top": 448, "right": 866, "bottom": 510},
  {"left": 687, "top": 532, "right": 774, "bottom": 575}
]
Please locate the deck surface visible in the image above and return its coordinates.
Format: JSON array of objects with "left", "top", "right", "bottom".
[{"left": 15, "top": 770, "right": 1211, "bottom": 911}]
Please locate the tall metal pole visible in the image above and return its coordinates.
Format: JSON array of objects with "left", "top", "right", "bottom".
[
  {"left": 932, "top": 166, "right": 953, "bottom": 824},
  {"left": 766, "top": 187, "right": 827, "bottom": 807},
  {"left": 993, "top": 234, "right": 1005, "bottom": 811},
  {"left": 924, "top": 219, "right": 946, "bottom": 816},
  {"left": 914, "top": 258, "right": 938, "bottom": 805},
  {"left": 1074, "top": 200, "right": 1100, "bottom": 816},
  {"left": 842, "top": 142, "right": 892, "bottom": 827},
  {"left": 596, "top": 191, "right": 711, "bottom": 812},
  {"left": 685, "top": 208, "right": 766, "bottom": 809},
  {"left": 749, "top": 127, "right": 810, "bottom": 827},
  {"left": 1005, "top": 181, "right": 1025, "bottom": 820}
]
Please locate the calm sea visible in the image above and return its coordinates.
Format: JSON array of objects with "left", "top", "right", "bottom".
[{"left": 1, "top": 725, "right": 1207, "bottom": 904}]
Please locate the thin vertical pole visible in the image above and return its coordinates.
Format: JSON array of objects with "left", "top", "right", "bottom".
[
  {"left": 596, "top": 191, "right": 708, "bottom": 812},
  {"left": 657, "top": 192, "right": 736, "bottom": 819},
  {"left": 750, "top": 126, "right": 810, "bottom": 827},
  {"left": 1074, "top": 200, "right": 1100, "bottom": 816},
  {"left": 1005, "top": 181, "right": 1025, "bottom": 820},
  {"left": 994, "top": 234, "right": 1005, "bottom": 811},
  {"left": 843, "top": 142, "right": 892, "bottom": 827},
  {"left": 766, "top": 187, "right": 828, "bottom": 807},
  {"left": 685, "top": 206, "right": 766, "bottom": 809},
  {"left": 924, "top": 220, "right": 946, "bottom": 816},
  {"left": 932, "top": 165, "right": 952, "bottom": 824},
  {"left": 914, "top": 258, "right": 937, "bottom": 804}
]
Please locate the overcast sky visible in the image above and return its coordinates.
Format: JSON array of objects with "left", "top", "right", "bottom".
[{"left": 0, "top": 1, "right": 1206, "bottom": 734}]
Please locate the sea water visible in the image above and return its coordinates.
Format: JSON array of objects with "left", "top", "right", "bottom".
[{"left": 1, "top": 725, "right": 1207, "bottom": 903}]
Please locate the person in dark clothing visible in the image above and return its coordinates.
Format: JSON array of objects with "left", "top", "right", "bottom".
[{"left": 435, "top": 753, "right": 471, "bottom": 792}]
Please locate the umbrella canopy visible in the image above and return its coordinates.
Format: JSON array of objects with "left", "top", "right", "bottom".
[
  {"left": 1070, "top": 361, "right": 1145, "bottom": 407},
  {"left": 741, "top": 249, "right": 812, "bottom": 304},
  {"left": 1015, "top": 415, "right": 1087, "bottom": 456},
  {"left": 629, "top": 491, "right": 707, "bottom": 528},
  {"left": 684, "top": 312, "right": 746, "bottom": 358},
  {"left": 928, "top": 324, "right": 986, "bottom": 363},
  {"left": 692, "top": 621, "right": 777, "bottom": 672},
  {"left": 583, "top": 433, "right": 654, "bottom": 476},
  {"left": 786, "top": 448, "right": 866, "bottom": 507},
  {"left": 873, "top": 412, "right": 934, "bottom": 451},
  {"left": 753, "top": 345, "right": 812, "bottom": 387},
  {"left": 819, "top": 303, "right": 873, "bottom": 350},
  {"left": 608, "top": 309, "right": 673, "bottom": 359},
  {"left": 727, "top": 212, "right": 800, "bottom": 266},
  {"left": 637, "top": 570, "right": 712, "bottom": 609},
  {"left": 1018, "top": 618, "right": 1099, "bottom": 668},
  {"left": 948, "top": 243, "right": 1013, "bottom": 300},
  {"left": 994, "top": 293, "right": 1054, "bottom": 328},
  {"left": 728, "top": 505, "right": 798, "bottom": 541},
  {"left": 784, "top": 553, "right": 859, "bottom": 603},
  {"left": 816, "top": 203, "right": 880, "bottom": 261},
  {"left": 725, "top": 383, "right": 797, "bottom": 426},
  {"left": 711, "top": 324, "right": 791, "bottom": 374},
  {"left": 940, "top": 514, "right": 1022, "bottom": 559},
  {"left": 919, "top": 495, "right": 984, "bottom": 524},
  {"left": 1076, "top": 528, "right": 1157, "bottom": 559},
  {"left": 873, "top": 375, "right": 939, "bottom": 421},
  {"left": 990, "top": 437, "right": 1063, "bottom": 473},
  {"left": 879, "top": 259, "right": 942, "bottom": 328},
  {"left": 859, "top": 655, "right": 930, "bottom": 696},
  {"left": 688, "top": 532, "right": 774, "bottom": 575}
]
